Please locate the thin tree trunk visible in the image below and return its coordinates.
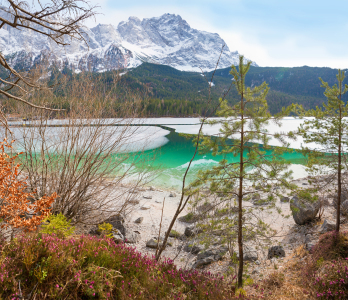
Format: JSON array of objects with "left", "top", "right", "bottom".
[
  {"left": 337, "top": 94, "right": 342, "bottom": 232},
  {"left": 237, "top": 79, "right": 244, "bottom": 289}
]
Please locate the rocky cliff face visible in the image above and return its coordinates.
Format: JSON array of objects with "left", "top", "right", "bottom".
[{"left": 0, "top": 9, "right": 257, "bottom": 72}]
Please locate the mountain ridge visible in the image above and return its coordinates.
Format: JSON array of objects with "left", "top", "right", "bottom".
[{"left": 0, "top": 9, "right": 256, "bottom": 72}]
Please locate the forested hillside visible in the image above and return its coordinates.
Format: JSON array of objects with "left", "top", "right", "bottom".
[{"left": 121, "top": 63, "right": 348, "bottom": 116}]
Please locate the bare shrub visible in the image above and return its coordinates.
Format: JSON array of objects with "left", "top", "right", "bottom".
[{"left": 9, "top": 71, "right": 157, "bottom": 225}]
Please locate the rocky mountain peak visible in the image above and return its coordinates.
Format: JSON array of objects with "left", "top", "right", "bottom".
[{"left": 0, "top": 9, "right": 257, "bottom": 73}]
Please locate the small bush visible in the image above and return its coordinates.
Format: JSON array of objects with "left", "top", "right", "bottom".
[
  {"left": 313, "top": 258, "right": 348, "bottom": 298},
  {"left": 98, "top": 222, "right": 114, "bottom": 238},
  {"left": 40, "top": 213, "right": 75, "bottom": 237}
]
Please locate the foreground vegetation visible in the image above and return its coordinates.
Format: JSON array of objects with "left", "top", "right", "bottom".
[
  {"left": 0, "top": 233, "right": 235, "bottom": 299},
  {"left": 0, "top": 229, "right": 348, "bottom": 299}
]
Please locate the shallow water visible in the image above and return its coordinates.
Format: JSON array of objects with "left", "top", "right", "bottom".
[{"left": 120, "top": 128, "right": 307, "bottom": 190}]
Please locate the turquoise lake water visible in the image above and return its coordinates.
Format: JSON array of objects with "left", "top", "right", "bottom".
[{"left": 125, "top": 127, "right": 307, "bottom": 190}]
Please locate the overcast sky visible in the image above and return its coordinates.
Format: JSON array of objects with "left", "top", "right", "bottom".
[{"left": 85, "top": 0, "right": 348, "bottom": 68}]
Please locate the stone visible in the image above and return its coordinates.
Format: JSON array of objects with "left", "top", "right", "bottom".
[
  {"left": 140, "top": 205, "right": 151, "bottom": 210},
  {"left": 168, "top": 230, "right": 181, "bottom": 238},
  {"left": 252, "top": 193, "right": 261, "bottom": 201},
  {"left": 252, "top": 268, "right": 260, "bottom": 275},
  {"left": 341, "top": 200, "right": 348, "bottom": 215},
  {"left": 255, "top": 260, "right": 261, "bottom": 265},
  {"left": 155, "top": 200, "right": 162, "bottom": 203},
  {"left": 104, "top": 214, "right": 126, "bottom": 236},
  {"left": 134, "top": 217, "right": 143, "bottom": 224},
  {"left": 128, "top": 199, "right": 140, "bottom": 205},
  {"left": 236, "top": 246, "right": 258, "bottom": 262},
  {"left": 112, "top": 229, "right": 124, "bottom": 242},
  {"left": 290, "top": 196, "right": 320, "bottom": 225},
  {"left": 197, "top": 202, "right": 214, "bottom": 213},
  {"left": 243, "top": 247, "right": 259, "bottom": 261},
  {"left": 184, "top": 225, "right": 203, "bottom": 237},
  {"left": 280, "top": 196, "right": 290, "bottom": 203},
  {"left": 320, "top": 219, "right": 336, "bottom": 233},
  {"left": 124, "top": 230, "right": 141, "bottom": 244},
  {"left": 149, "top": 186, "right": 155, "bottom": 191},
  {"left": 267, "top": 246, "right": 285, "bottom": 259},
  {"left": 146, "top": 237, "right": 171, "bottom": 249},
  {"left": 169, "top": 192, "right": 176, "bottom": 197},
  {"left": 183, "top": 242, "right": 204, "bottom": 255},
  {"left": 143, "top": 195, "right": 152, "bottom": 199},
  {"left": 179, "top": 213, "right": 199, "bottom": 224},
  {"left": 88, "top": 226, "right": 100, "bottom": 236},
  {"left": 146, "top": 238, "right": 159, "bottom": 249},
  {"left": 332, "top": 191, "right": 348, "bottom": 209},
  {"left": 192, "top": 256, "right": 215, "bottom": 268},
  {"left": 197, "top": 246, "right": 228, "bottom": 260},
  {"left": 302, "top": 182, "right": 308, "bottom": 185}
]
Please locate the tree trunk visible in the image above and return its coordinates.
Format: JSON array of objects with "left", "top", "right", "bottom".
[{"left": 237, "top": 80, "right": 244, "bottom": 289}]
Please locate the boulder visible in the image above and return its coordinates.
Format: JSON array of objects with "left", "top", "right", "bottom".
[
  {"left": 236, "top": 246, "right": 258, "bottom": 262},
  {"left": 104, "top": 214, "right": 126, "bottom": 236},
  {"left": 192, "top": 256, "right": 215, "bottom": 268},
  {"left": 280, "top": 196, "right": 290, "bottom": 203},
  {"left": 320, "top": 219, "right": 336, "bottom": 233},
  {"left": 267, "top": 246, "right": 285, "bottom": 259},
  {"left": 183, "top": 242, "right": 203, "bottom": 255},
  {"left": 134, "top": 217, "right": 144, "bottom": 224},
  {"left": 290, "top": 196, "right": 319, "bottom": 225},
  {"left": 143, "top": 195, "right": 152, "bottom": 199},
  {"left": 149, "top": 186, "right": 155, "bottom": 191},
  {"left": 184, "top": 225, "right": 203, "bottom": 237},
  {"left": 232, "top": 246, "right": 257, "bottom": 262},
  {"left": 169, "top": 192, "right": 177, "bottom": 197},
  {"left": 197, "top": 246, "right": 228, "bottom": 260},
  {"left": 124, "top": 230, "right": 141, "bottom": 244},
  {"left": 332, "top": 191, "right": 348, "bottom": 209},
  {"left": 342, "top": 200, "right": 348, "bottom": 215}
]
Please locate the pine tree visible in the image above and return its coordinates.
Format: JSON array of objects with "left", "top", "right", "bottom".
[
  {"left": 298, "top": 69, "right": 348, "bottom": 232},
  {"left": 191, "top": 55, "right": 295, "bottom": 288}
]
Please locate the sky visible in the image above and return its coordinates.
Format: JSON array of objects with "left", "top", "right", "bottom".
[{"left": 84, "top": 0, "right": 348, "bottom": 68}]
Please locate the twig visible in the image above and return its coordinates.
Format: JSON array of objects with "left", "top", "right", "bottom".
[{"left": 155, "top": 197, "right": 166, "bottom": 258}]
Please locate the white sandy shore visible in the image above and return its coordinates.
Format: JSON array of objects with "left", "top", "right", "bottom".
[{"left": 95, "top": 172, "right": 343, "bottom": 275}]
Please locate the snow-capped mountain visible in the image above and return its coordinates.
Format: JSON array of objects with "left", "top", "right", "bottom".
[{"left": 0, "top": 10, "right": 257, "bottom": 72}]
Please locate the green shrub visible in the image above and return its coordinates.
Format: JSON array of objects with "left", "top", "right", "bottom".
[
  {"left": 98, "top": 222, "right": 114, "bottom": 238},
  {"left": 41, "top": 213, "right": 75, "bottom": 237}
]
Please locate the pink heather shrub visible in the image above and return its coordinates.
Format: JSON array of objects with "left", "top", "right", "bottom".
[
  {"left": 301, "top": 231, "right": 348, "bottom": 299},
  {"left": 0, "top": 233, "right": 238, "bottom": 299}
]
